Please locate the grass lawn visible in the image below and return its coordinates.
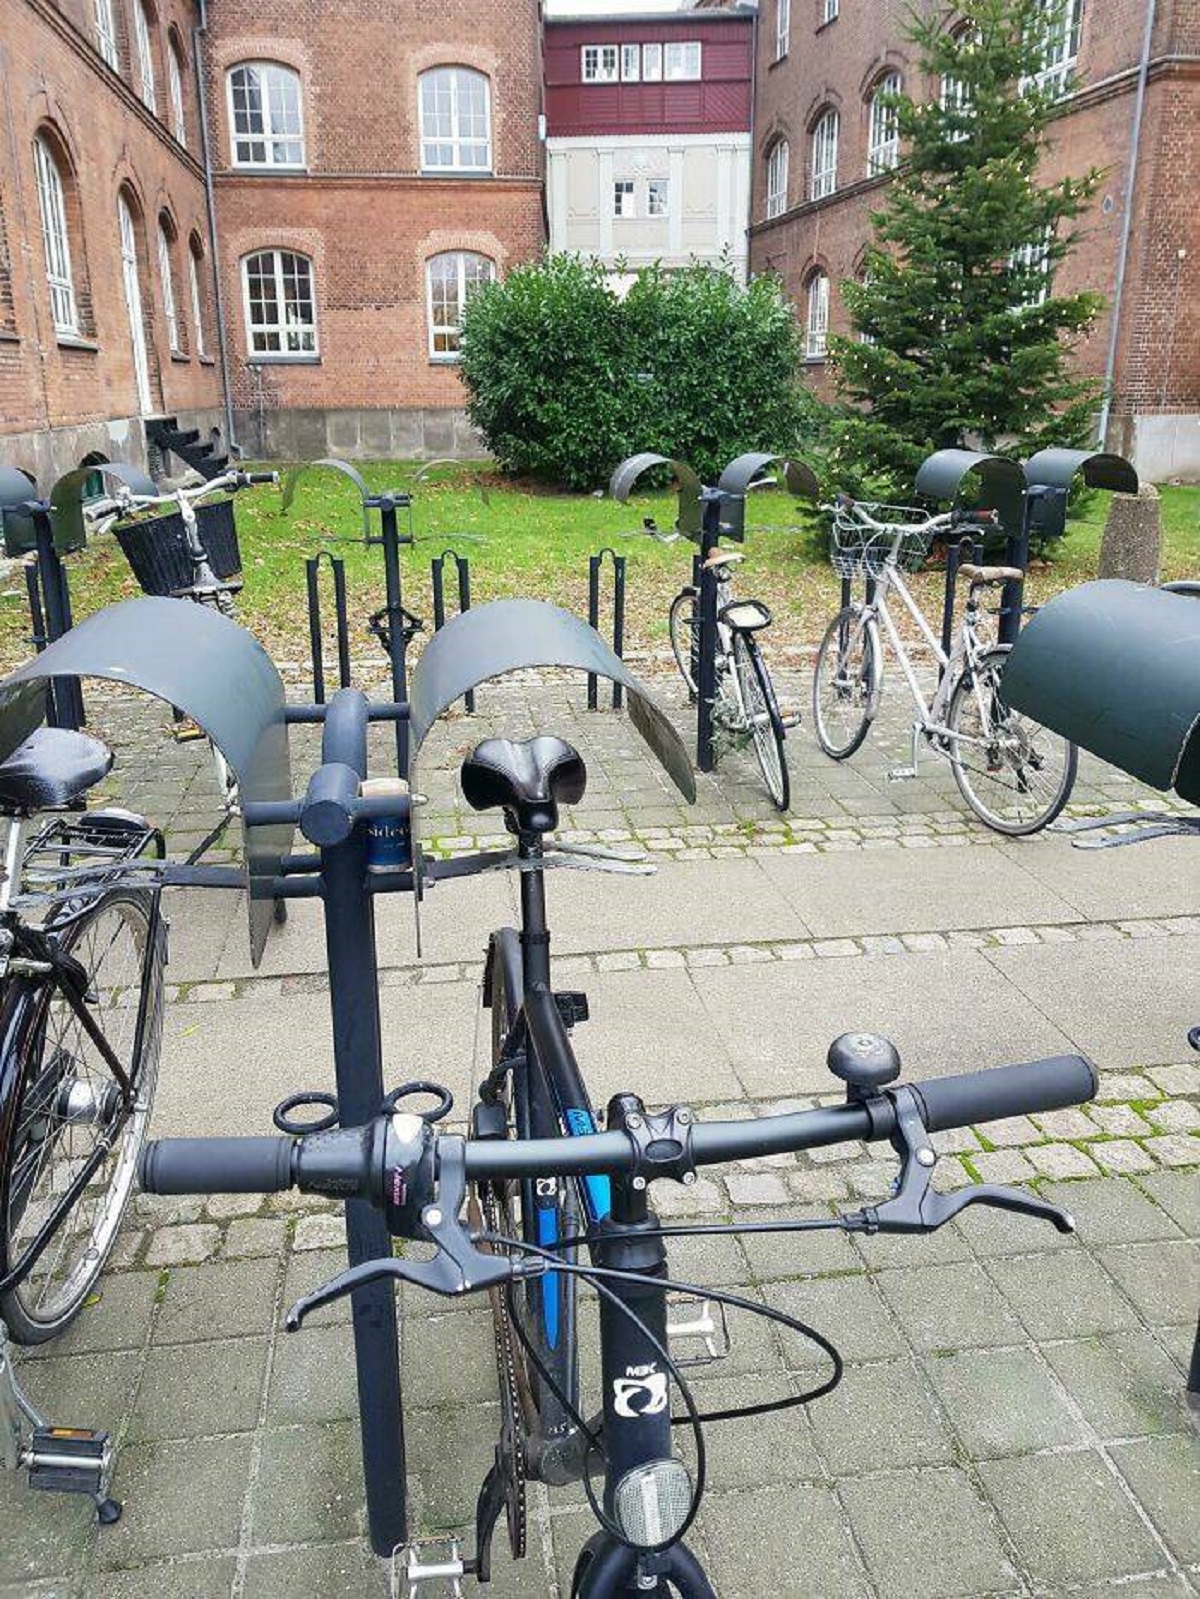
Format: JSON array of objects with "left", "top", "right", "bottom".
[{"left": 1, "top": 460, "right": 1196, "bottom": 674}]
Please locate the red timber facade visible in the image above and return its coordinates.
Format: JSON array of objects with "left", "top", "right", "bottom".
[
  {"left": 544, "top": 9, "right": 754, "bottom": 281},
  {"left": 749, "top": 0, "right": 1200, "bottom": 480},
  {"left": 1, "top": 0, "right": 222, "bottom": 483},
  {"left": 206, "top": 0, "right": 544, "bottom": 460}
]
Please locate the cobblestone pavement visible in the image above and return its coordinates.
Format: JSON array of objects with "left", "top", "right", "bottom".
[{"left": 3, "top": 667, "right": 1197, "bottom": 1598}]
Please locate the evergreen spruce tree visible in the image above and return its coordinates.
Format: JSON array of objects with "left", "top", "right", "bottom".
[{"left": 825, "top": 0, "right": 1105, "bottom": 498}]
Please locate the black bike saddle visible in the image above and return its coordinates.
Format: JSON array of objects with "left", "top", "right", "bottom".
[
  {"left": 460, "top": 735, "right": 586, "bottom": 835},
  {"left": 0, "top": 726, "right": 113, "bottom": 814}
]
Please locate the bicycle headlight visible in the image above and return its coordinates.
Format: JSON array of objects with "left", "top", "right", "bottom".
[{"left": 613, "top": 1458, "right": 694, "bottom": 1547}]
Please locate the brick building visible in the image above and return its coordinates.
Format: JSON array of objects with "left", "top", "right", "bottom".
[
  {"left": 544, "top": 8, "right": 753, "bottom": 283},
  {"left": 1, "top": 0, "right": 543, "bottom": 477},
  {"left": 1, "top": 0, "right": 223, "bottom": 483},
  {"left": 208, "top": 0, "right": 543, "bottom": 460},
  {"left": 749, "top": 0, "right": 1200, "bottom": 479}
]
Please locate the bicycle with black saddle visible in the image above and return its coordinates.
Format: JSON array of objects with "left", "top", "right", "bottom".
[{"left": 140, "top": 731, "right": 1099, "bottom": 1596}]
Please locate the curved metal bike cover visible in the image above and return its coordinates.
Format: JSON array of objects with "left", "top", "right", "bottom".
[
  {"left": 1003, "top": 580, "right": 1200, "bottom": 804},
  {"left": 1, "top": 598, "right": 294, "bottom": 963},
  {"left": 1023, "top": 448, "right": 1138, "bottom": 495},
  {"left": 716, "top": 452, "right": 819, "bottom": 542},
  {"left": 609, "top": 453, "right": 703, "bottom": 540},
  {"left": 914, "top": 448, "right": 1027, "bottom": 536},
  {"left": 407, "top": 598, "right": 697, "bottom": 817},
  {"left": 280, "top": 457, "right": 371, "bottom": 538}
]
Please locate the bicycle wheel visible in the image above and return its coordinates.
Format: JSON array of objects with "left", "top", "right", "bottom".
[
  {"left": 812, "top": 606, "right": 880, "bottom": 759},
  {"left": 0, "top": 888, "right": 165, "bottom": 1343},
  {"left": 731, "top": 634, "right": 789, "bottom": 811},
  {"left": 668, "top": 589, "right": 699, "bottom": 698},
  {"left": 947, "top": 645, "right": 1078, "bottom": 836}
]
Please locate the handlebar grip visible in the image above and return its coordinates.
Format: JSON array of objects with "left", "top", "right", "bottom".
[
  {"left": 912, "top": 1055, "right": 1097, "bottom": 1135},
  {"left": 139, "top": 1136, "right": 295, "bottom": 1195},
  {"left": 245, "top": 471, "right": 277, "bottom": 485}
]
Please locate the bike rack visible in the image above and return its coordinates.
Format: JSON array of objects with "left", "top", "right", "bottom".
[
  {"left": 610, "top": 451, "right": 818, "bottom": 773},
  {"left": 305, "top": 550, "right": 351, "bottom": 705},
  {"left": 587, "top": 547, "right": 626, "bottom": 710},
  {"left": 430, "top": 549, "right": 474, "bottom": 711}
]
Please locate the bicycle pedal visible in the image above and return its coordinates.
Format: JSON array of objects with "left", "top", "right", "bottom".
[
  {"left": 667, "top": 1294, "right": 731, "bottom": 1367},
  {"left": 779, "top": 711, "right": 802, "bottom": 730},
  {"left": 886, "top": 766, "right": 918, "bottom": 782},
  {"left": 394, "top": 1538, "right": 467, "bottom": 1598},
  {"left": 554, "top": 991, "right": 589, "bottom": 1029},
  {"left": 27, "top": 1427, "right": 111, "bottom": 1498}
]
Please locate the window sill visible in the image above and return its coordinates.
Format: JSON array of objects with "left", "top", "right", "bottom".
[
  {"left": 231, "top": 163, "right": 309, "bottom": 176},
  {"left": 429, "top": 354, "right": 463, "bottom": 366},
  {"left": 57, "top": 334, "right": 99, "bottom": 353},
  {"left": 0, "top": 329, "right": 19, "bottom": 345},
  {"left": 170, "top": 350, "right": 191, "bottom": 364},
  {"left": 419, "top": 168, "right": 495, "bottom": 180},
  {"left": 804, "top": 354, "right": 828, "bottom": 366},
  {"left": 769, "top": 52, "right": 788, "bottom": 68},
  {"left": 198, "top": 354, "right": 217, "bottom": 366},
  {"left": 816, "top": 18, "right": 839, "bottom": 33},
  {"left": 247, "top": 354, "right": 321, "bottom": 365}
]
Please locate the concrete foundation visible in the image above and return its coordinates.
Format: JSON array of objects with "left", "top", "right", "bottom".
[
  {"left": 230, "top": 407, "right": 488, "bottom": 464},
  {"left": 0, "top": 409, "right": 228, "bottom": 492}
]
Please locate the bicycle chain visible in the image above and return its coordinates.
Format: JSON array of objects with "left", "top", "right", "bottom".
[{"left": 471, "top": 1181, "right": 528, "bottom": 1560}]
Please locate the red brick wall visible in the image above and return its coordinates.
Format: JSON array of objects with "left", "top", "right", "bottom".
[
  {"left": 0, "top": 0, "right": 222, "bottom": 460},
  {"left": 748, "top": 0, "right": 1200, "bottom": 434},
  {"left": 204, "top": 0, "right": 544, "bottom": 418}
]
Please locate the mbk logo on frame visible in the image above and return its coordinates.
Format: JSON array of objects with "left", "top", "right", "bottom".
[{"left": 612, "top": 1363, "right": 669, "bottom": 1418}]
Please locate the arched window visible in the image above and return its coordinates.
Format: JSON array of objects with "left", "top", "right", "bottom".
[
  {"left": 867, "top": 73, "right": 902, "bottom": 173},
  {"left": 168, "top": 33, "right": 187, "bottom": 145},
  {"left": 133, "top": 2, "right": 157, "bottom": 111},
  {"left": 242, "top": 249, "right": 317, "bottom": 356},
  {"left": 426, "top": 250, "right": 494, "bottom": 359},
  {"left": 33, "top": 135, "right": 78, "bottom": 335},
  {"left": 228, "top": 64, "right": 305, "bottom": 168},
  {"left": 93, "top": 0, "right": 119, "bottom": 70},
  {"left": 419, "top": 68, "right": 491, "bottom": 173},
  {"left": 188, "top": 233, "right": 208, "bottom": 358},
  {"left": 810, "top": 108, "right": 838, "bottom": 199},
  {"left": 805, "top": 271, "right": 829, "bottom": 360},
  {"left": 765, "top": 138, "right": 789, "bottom": 220},
  {"left": 157, "top": 215, "right": 181, "bottom": 353}
]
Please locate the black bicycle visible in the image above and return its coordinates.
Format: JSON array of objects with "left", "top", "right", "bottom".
[{"left": 140, "top": 730, "right": 1098, "bottom": 1595}]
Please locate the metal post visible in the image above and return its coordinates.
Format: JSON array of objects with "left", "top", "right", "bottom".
[
  {"left": 940, "top": 541, "right": 963, "bottom": 675},
  {"left": 378, "top": 499, "right": 410, "bottom": 775},
  {"left": 24, "top": 562, "right": 47, "bottom": 654},
  {"left": 306, "top": 552, "right": 351, "bottom": 706},
  {"left": 586, "top": 549, "right": 626, "bottom": 711},
  {"left": 695, "top": 496, "right": 722, "bottom": 773},
  {"left": 318, "top": 688, "right": 407, "bottom": 1555},
  {"left": 430, "top": 551, "right": 474, "bottom": 712},
  {"left": 999, "top": 496, "right": 1031, "bottom": 647},
  {"left": 32, "top": 511, "right": 82, "bottom": 731}
]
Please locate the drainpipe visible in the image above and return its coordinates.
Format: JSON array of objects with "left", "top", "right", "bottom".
[
  {"left": 1097, "top": 0, "right": 1155, "bottom": 451},
  {"left": 193, "top": 0, "right": 238, "bottom": 454}
]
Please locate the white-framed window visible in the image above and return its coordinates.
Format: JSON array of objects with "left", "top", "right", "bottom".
[
  {"left": 188, "top": 241, "right": 206, "bottom": 358},
  {"left": 765, "top": 138, "right": 789, "bottom": 219},
  {"left": 664, "top": 41, "right": 701, "bottom": 80},
  {"left": 157, "top": 222, "right": 179, "bottom": 351},
  {"left": 133, "top": 1, "right": 156, "bottom": 110},
  {"left": 647, "top": 179, "right": 669, "bottom": 217},
  {"left": 1011, "top": 231, "right": 1053, "bottom": 309},
  {"left": 426, "top": 250, "right": 493, "bottom": 360},
  {"left": 168, "top": 40, "right": 187, "bottom": 145},
  {"left": 228, "top": 64, "right": 305, "bottom": 168},
  {"left": 94, "top": 0, "right": 119, "bottom": 69},
  {"left": 1025, "top": 0, "right": 1082, "bottom": 95},
  {"left": 621, "top": 44, "right": 641, "bottom": 81},
  {"left": 613, "top": 180, "right": 635, "bottom": 218},
  {"left": 822, "top": 0, "right": 839, "bottom": 23},
  {"left": 810, "top": 108, "right": 838, "bottom": 199},
  {"left": 419, "top": 67, "right": 491, "bottom": 173},
  {"left": 242, "top": 249, "right": 317, "bottom": 356},
  {"left": 33, "top": 136, "right": 77, "bottom": 335},
  {"left": 642, "top": 43, "right": 663, "bottom": 81},
  {"left": 867, "top": 72, "right": 902, "bottom": 174},
  {"left": 581, "top": 45, "right": 619, "bottom": 83},
  {"left": 775, "top": 0, "right": 790, "bottom": 59},
  {"left": 805, "top": 272, "right": 829, "bottom": 359}
]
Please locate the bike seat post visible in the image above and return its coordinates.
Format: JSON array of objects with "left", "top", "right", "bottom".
[{"left": 517, "top": 830, "right": 551, "bottom": 990}]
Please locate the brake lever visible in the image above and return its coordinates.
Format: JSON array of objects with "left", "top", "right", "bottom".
[
  {"left": 283, "top": 1138, "right": 544, "bottom": 1330},
  {"left": 851, "top": 1087, "right": 1076, "bottom": 1237}
]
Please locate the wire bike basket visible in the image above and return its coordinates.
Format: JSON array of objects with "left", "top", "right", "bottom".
[
  {"left": 114, "top": 497, "right": 242, "bottom": 597},
  {"left": 830, "top": 502, "right": 933, "bottom": 579}
]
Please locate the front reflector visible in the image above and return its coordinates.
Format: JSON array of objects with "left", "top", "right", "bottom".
[{"left": 613, "top": 1458, "right": 694, "bottom": 1547}]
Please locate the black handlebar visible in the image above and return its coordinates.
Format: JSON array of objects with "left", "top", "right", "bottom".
[
  {"left": 240, "top": 471, "right": 278, "bottom": 486},
  {"left": 139, "top": 1052, "right": 1097, "bottom": 1203}
]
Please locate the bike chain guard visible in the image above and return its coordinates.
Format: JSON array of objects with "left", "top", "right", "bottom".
[{"left": 850, "top": 1085, "right": 1076, "bottom": 1236}]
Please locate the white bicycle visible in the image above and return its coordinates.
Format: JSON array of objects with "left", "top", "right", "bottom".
[{"left": 811, "top": 496, "right": 1077, "bottom": 836}]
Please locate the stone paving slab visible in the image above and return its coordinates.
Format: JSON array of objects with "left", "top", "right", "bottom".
[{"left": 4, "top": 679, "right": 1198, "bottom": 1596}]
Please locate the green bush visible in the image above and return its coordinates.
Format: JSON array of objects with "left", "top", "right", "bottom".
[{"left": 458, "top": 256, "right": 814, "bottom": 490}]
